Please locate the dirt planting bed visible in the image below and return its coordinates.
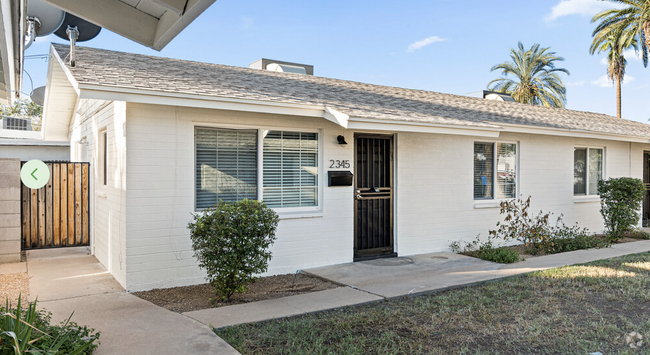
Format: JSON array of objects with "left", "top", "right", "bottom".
[{"left": 133, "top": 273, "right": 339, "bottom": 313}]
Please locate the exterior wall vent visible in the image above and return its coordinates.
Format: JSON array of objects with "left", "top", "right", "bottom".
[
  {"left": 2, "top": 116, "right": 33, "bottom": 131},
  {"left": 249, "top": 58, "right": 313, "bottom": 75}
]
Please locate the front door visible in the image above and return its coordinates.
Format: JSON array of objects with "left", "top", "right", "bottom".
[
  {"left": 642, "top": 152, "right": 650, "bottom": 227},
  {"left": 354, "top": 134, "right": 395, "bottom": 260}
]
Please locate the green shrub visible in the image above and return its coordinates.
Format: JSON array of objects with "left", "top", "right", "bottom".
[
  {"left": 597, "top": 177, "right": 645, "bottom": 242},
  {"left": 488, "top": 196, "right": 554, "bottom": 253},
  {"left": 477, "top": 247, "right": 520, "bottom": 264},
  {"left": 628, "top": 228, "right": 650, "bottom": 240},
  {"left": 1, "top": 295, "right": 99, "bottom": 355},
  {"left": 449, "top": 235, "right": 520, "bottom": 264},
  {"left": 188, "top": 199, "right": 280, "bottom": 301},
  {"left": 543, "top": 224, "right": 607, "bottom": 254}
]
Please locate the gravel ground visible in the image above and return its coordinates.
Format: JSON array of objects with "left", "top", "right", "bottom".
[
  {"left": 0, "top": 273, "right": 30, "bottom": 306},
  {"left": 134, "top": 273, "right": 339, "bottom": 313}
]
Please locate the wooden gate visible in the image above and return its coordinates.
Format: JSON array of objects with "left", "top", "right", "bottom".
[
  {"left": 354, "top": 134, "right": 395, "bottom": 260},
  {"left": 21, "top": 162, "right": 90, "bottom": 249}
]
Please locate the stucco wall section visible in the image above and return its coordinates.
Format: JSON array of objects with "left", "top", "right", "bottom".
[
  {"left": 124, "top": 103, "right": 353, "bottom": 292},
  {"left": 70, "top": 99, "right": 127, "bottom": 287}
]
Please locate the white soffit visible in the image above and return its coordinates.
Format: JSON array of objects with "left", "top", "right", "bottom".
[{"left": 41, "top": 0, "right": 217, "bottom": 50}]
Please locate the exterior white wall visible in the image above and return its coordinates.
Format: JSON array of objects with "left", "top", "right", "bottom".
[
  {"left": 70, "top": 99, "right": 127, "bottom": 288},
  {"left": 118, "top": 102, "right": 650, "bottom": 292},
  {"left": 0, "top": 144, "right": 69, "bottom": 161},
  {"left": 395, "top": 131, "right": 650, "bottom": 256},
  {"left": 124, "top": 104, "right": 354, "bottom": 292}
]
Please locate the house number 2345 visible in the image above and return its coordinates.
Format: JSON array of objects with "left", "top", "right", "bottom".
[{"left": 329, "top": 160, "right": 350, "bottom": 169}]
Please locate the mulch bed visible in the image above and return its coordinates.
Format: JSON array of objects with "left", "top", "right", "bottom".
[{"left": 133, "top": 273, "right": 339, "bottom": 313}]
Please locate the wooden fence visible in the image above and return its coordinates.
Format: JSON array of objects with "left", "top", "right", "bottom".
[{"left": 21, "top": 162, "right": 90, "bottom": 249}]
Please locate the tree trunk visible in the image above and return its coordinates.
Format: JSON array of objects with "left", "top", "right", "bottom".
[{"left": 616, "top": 76, "right": 622, "bottom": 118}]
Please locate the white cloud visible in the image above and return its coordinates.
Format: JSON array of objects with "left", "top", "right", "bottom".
[
  {"left": 407, "top": 36, "right": 447, "bottom": 53},
  {"left": 592, "top": 75, "right": 613, "bottom": 87},
  {"left": 591, "top": 74, "right": 635, "bottom": 87},
  {"left": 545, "top": 0, "right": 616, "bottom": 22},
  {"left": 566, "top": 80, "right": 586, "bottom": 86},
  {"left": 624, "top": 49, "right": 643, "bottom": 61}
]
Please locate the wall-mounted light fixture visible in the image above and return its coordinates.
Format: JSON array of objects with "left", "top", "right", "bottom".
[
  {"left": 79, "top": 136, "right": 88, "bottom": 145},
  {"left": 337, "top": 135, "right": 348, "bottom": 146}
]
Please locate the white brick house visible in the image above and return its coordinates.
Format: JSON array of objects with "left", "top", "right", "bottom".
[{"left": 41, "top": 44, "right": 650, "bottom": 292}]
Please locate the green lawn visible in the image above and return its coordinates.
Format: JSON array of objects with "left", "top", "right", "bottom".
[{"left": 218, "top": 253, "right": 650, "bottom": 355}]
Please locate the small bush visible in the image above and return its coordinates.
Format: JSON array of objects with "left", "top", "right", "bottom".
[
  {"left": 450, "top": 235, "right": 520, "bottom": 264},
  {"left": 188, "top": 199, "right": 279, "bottom": 301},
  {"left": 1, "top": 295, "right": 99, "bottom": 355},
  {"left": 543, "top": 224, "right": 607, "bottom": 254},
  {"left": 628, "top": 228, "right": 650, "bottom": 240},
  {"left": 489, "top": 196, "right": 554, "bottom": 253},
  {"left": 478, "top": 247, "right": 520, "bottom": 264},
  {"left": 598, "top": 177, "right": 645, "bottom": 242}
]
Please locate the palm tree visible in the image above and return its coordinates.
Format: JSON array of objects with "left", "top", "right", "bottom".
[
  {"left": 488, "top": 42, "right": 570, "bottom": 108},
  {"left": 591, "top": 0, "right": 650, "bottom": 69},
  {"left": 590, "top": 29, "right": 638, "bottom": 117}
]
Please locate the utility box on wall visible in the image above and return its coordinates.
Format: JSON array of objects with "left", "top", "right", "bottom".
[{"left": 328, "top": 171, "right": 354, "bottom": 187}]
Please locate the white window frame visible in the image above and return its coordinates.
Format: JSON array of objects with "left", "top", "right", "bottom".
[
  {"left": 473, "top": 140, "right": 519, "bottom": 202},
  {"left": 99, "top": 129, "right": 108, "bottom": 187},
  {"left": 573, "top": 146, "right": 605, "bottom": 197},
  {"left": 193, "top": 123, "right": 323, "bottom": 216}
]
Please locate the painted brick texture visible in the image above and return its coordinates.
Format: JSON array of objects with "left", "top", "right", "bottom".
[{"left": 0, "top": 158, "right": 21, "bottom": 263}]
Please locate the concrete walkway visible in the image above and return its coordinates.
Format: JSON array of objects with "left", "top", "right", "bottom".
[
  {"left": 20, "top": 247, "right": 240, "bottom": 355},
  {"left": 184, "top": 240, "right": 650, "bottom": 329}
]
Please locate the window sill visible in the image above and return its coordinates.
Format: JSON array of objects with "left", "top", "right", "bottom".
[
  {"left": 473, "top": 200, "right": 501, "bottom": 209},
  {"left": 277, "top": 211, "right": 324, "bottom": 220},
  {"left": 574, "top": 195, "right": 601, "bottom": 203}
]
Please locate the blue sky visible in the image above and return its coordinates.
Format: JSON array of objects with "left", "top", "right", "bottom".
[{"left": 24, "top": 0, "right": 650, "bottom": 122}]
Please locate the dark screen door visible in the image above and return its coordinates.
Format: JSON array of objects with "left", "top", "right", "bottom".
[{"left": 354, "top": 134, "right": 394, "bottom": 259}]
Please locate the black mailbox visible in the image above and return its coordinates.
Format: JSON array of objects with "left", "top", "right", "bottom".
[{"left": 328, "top": 171, "right": 354, "bottom": 187}]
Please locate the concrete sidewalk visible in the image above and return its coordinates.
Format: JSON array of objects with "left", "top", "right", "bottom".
[
  {"left": 21, "top": 247, "right": 240, "bottom": 355},
  {"left": 185, "top": 240, "right": 650, "bottom": 329}
]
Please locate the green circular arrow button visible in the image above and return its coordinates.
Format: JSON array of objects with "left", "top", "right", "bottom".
[{"left": 20, "top": 160, "right": 50, "bottom": 189}]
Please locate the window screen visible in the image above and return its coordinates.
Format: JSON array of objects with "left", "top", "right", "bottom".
[
  {"left": 474, "top": 143, "right": 494, "bottom": 199},
  {"left": 263, "top": 131, "right": 318, "bottom": 208},
  {"left": 574, "top": 148, "right": 587, "bottom": 195},
  {"left": 195, "top": 128, "right": 257, "bottom": 209},
  {"left": 588, "top": 148, "right": 603, "bottom": 195},
  {"left": 496, "top": 143, "right": 516, "bottom": 199}
]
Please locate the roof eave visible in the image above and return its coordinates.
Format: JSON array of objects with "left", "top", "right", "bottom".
[
  {"left": 497, "top": 122, "right": 650, "bottom": 144},
  {"left": 41, "top": 45, "right": 80, "bottom": 141}
]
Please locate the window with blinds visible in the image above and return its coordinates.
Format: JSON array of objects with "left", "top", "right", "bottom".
[
  {"left": 195, "top": 128, "right": 258, "bottom": 209},
  {"left": 574, "top": 147, "right": 603, "bottom": 195},
  {"left": 263, "top": 131, "right": 318, "bottom": 208},
  {"left": 474, "top": 143, "right": 493, "bottom": 199},
  {"left": 474, "top": 142, "right": 517, "bottom": 200}
]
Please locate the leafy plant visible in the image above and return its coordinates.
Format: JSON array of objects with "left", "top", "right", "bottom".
[
  {"left": 450, "top": 235, "right": 519, "bottom": 264},
  {"left": 597, "top": 177, "right": 645, "bottom": 242},
  {"left": 488, "top": 196, "right": 554, "bottom": 254},
  {"left": 478, "top": 247, "right": 520, "bottom": 264},
  {"left": 188, "top": 199, "right": 280, "bottom": 301},
  {"left": 0, "top": 99, "right": 43, "bottom": 131},
  {"left": 543, "top": 224, "right": 607, "bottom": 254},
  {"left": 0, "top": 295, "right": 99, "bottom": 355}
]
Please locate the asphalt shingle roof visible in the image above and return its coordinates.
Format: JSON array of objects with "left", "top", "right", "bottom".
[{"left": 53, "top": 44, "right": 650, "bottom": 138}]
